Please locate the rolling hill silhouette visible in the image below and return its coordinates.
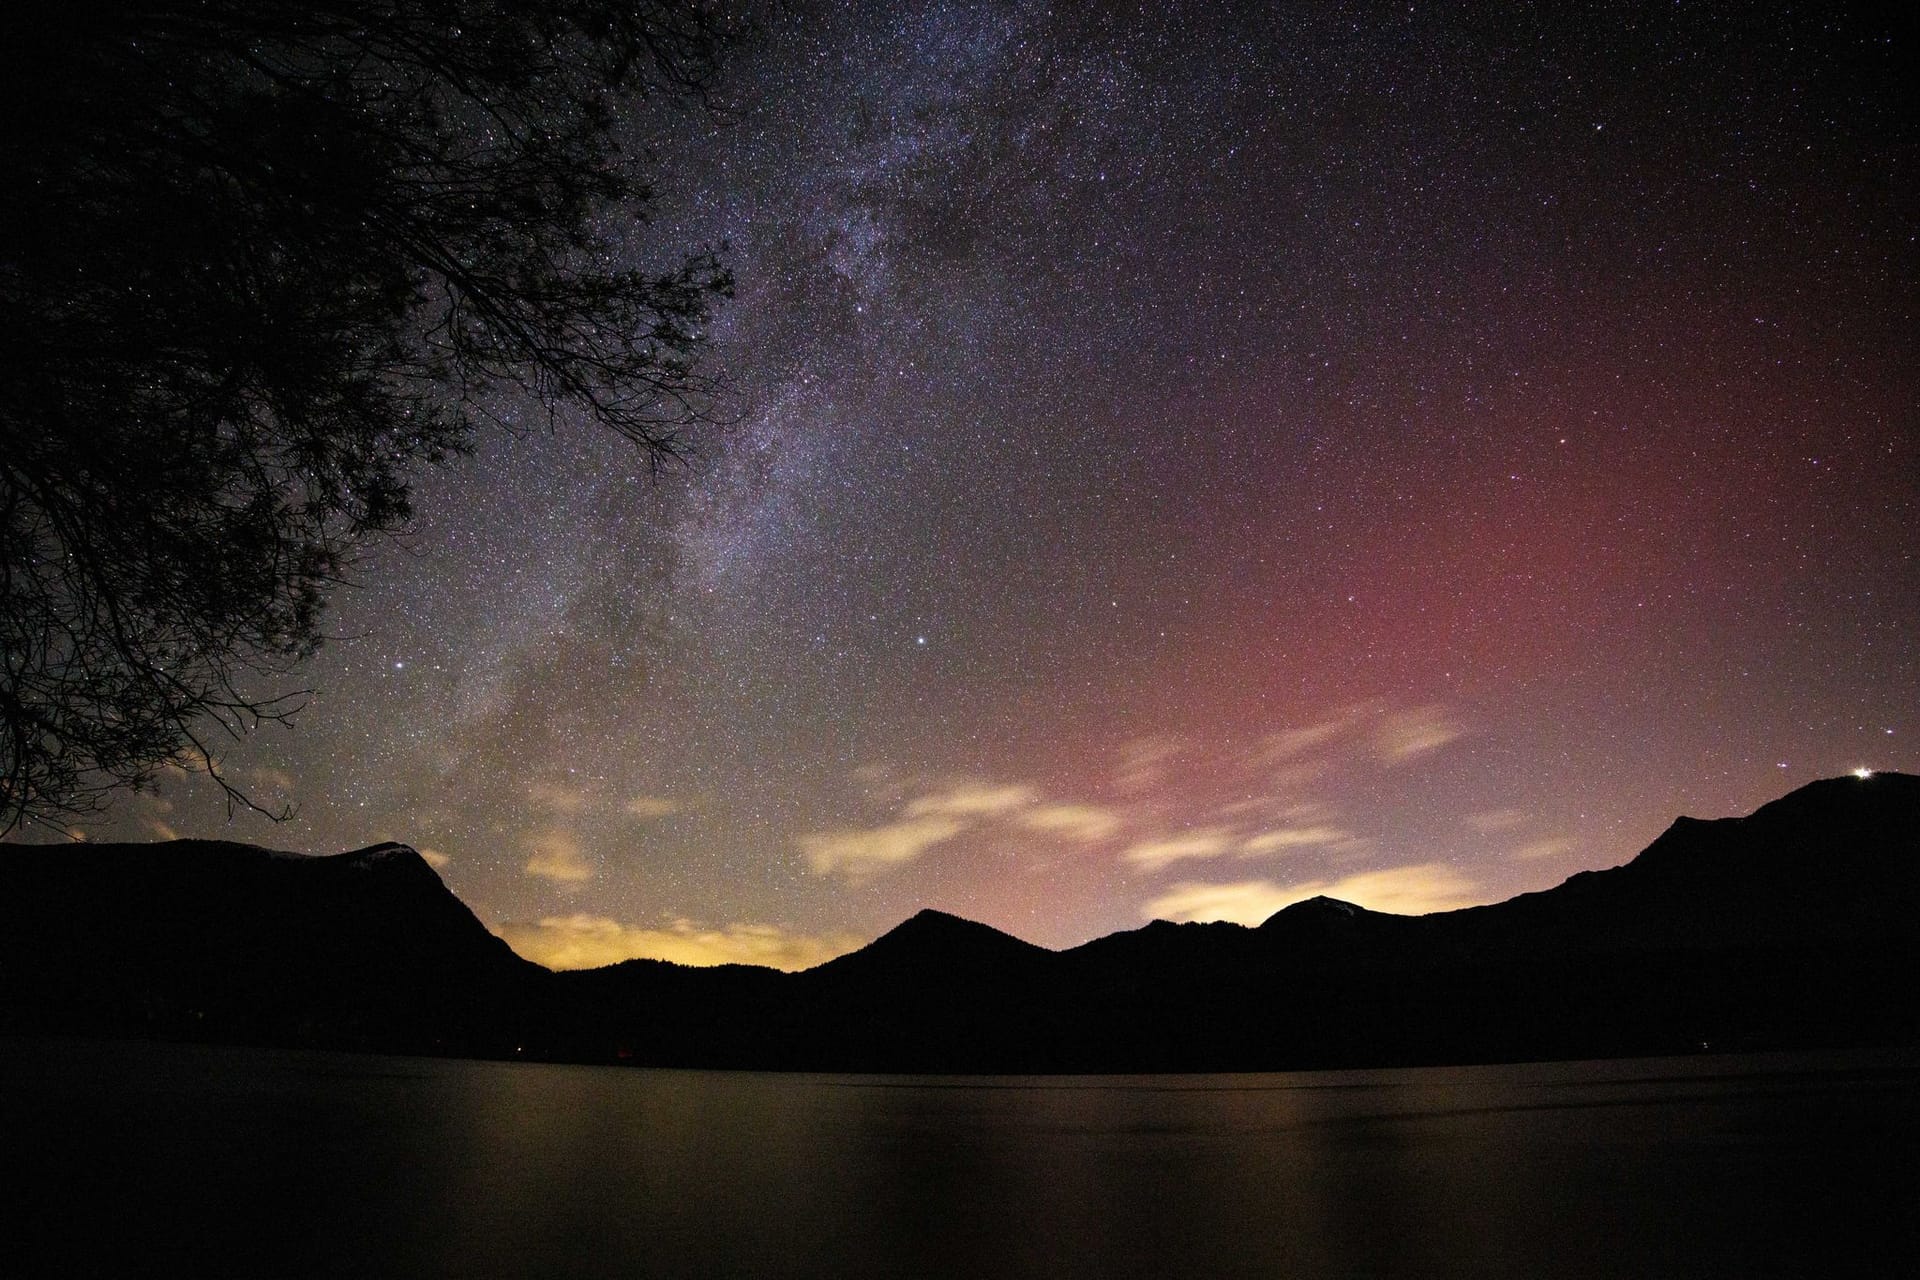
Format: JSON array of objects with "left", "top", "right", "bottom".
[{"left": 3, "top": 773, "right": 1914, "bottom": 1071}]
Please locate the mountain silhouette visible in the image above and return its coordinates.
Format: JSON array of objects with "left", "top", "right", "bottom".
[
  {"left": 3, "top": 773, "right": 1915, "bottom": 1071},
  {"left": 0, "top": 839, "right": 546, "bottom": 1055},
  {"left": 811, "top": 907, "right": 1053, "bottom": 980}
]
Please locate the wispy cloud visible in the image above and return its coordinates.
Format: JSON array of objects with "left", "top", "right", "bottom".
[
  {"left": 1017, "top": 803, "right": 1123, "bottom": 843},
  {"left": 1512, "top": 837, "right": 1576, "bottom": 861},
  {"left": 1375, "top": 705, "right": 1464, "bottom": 763},
  {"left": 527, "top": 780, "right": 589, "bottom": 815},
  {"left": 164, "top": 745, "right": 213, "bottom": 778},
  {"left": 1240, "top": 825, "right": 1350, "bottom": 854},
  {"left": 1116, "top": 735, "right": 1189, "bottom": 795},
  {"left": 1256, "top": 712, "right": 1362, "bottom": 764},
  {"left": 1122, "top": 828, "right": 1236, "bottom": 871},
  {"left": 623, "top": 795, "right": 681, "bottom": 819},
  {"left": 417, "top": 847, "right": 452, "bottom": 869},
  {"left": 802, "top": 770, "right": 1126, "bottom": 880},
  {"left": 524, "top": 827, "right": 594, "bottom": 884},
  {"left": 249, "top": 766, "right": 297, "bottom": 792},
  {"left": 1466, "top": 808, "right": 1527, "bottom": 833},
  {"left": 499, "top": 914, "right": 863, "bottom": 972},
  {"left": 799, "top": 815, "right": 966, "bottom": 883},
  {"left": 1144, "top": 862, "right": 1483, "bottom": 924},
  {"left": 904, "top": 783, "right": 1039, "bottom": 818}
]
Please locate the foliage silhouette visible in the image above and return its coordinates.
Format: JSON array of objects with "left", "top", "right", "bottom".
[{"left": 0, "top": 1, "right": 736, "bottom": 831}]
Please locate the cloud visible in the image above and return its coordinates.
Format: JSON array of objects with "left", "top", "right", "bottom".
[
  {"left": 1257, "top": 713, "right": 1360, "bottom": 764},
  {"left": 164, "top": 745, "right": 213, "bottom": 777},
  {"left": 1512, "top": 837, "right": 1576, "bottom": 861},
  {"left": 1265, "top": 760, "right": 1336, "bottom": 790},
  {"left": 1466, "top": 808, "right": 1527, "bottom": 834},
  {"left": 1240, "top": 825, "right": 1350, "bottom": 854},
  {"left": 1116, "top": 735, "right": 1189, "bottom": 794},
  {"left": 417, "top": 847, "right": 452, "bottom": 869},
  {"left": 1017, "top": 803, "right": 1123, "bottom": 843},
  {"left": 800, "top": 773, "right": 1120, "bottom": 880},
  {"left": 904, "top": 783, "right": 1039, "bottom": 818},
  {"left": 800, "top": 815, "right": 966, "bottom": 882},
  {"left": 1217, "top": 796, "right": 1338, "bottom": 823},
  {"left": 499, "top": 914, "right": 863, "bottom": 972},
  {"left": 249, "top": 767, "right": 297, "bottom": 792},
  {"left": 623, "top": 795, "right": 681, "bottom": 819},
  {"left": 527, "top": 781, "right": 589, "bottom": 814},
  {"left": 1144, "top": 862, "right": 1483, "bottom": 924},
  {"left": 1122, "top": 828, "right": 1236, "bottom": 871},
  {"left": 524, "top": 828, "right": 594, "bottom": 884},
  {"left": 144, "top": 818, "right": 180, "bottom": 842},
  {"left": 1375, "top": 705, "right": 1464, "bottom": 763}
]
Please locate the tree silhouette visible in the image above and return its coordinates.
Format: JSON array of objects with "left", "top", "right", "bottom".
[{"left": 0, "top": 2, "right": 736, "bottom": 832}]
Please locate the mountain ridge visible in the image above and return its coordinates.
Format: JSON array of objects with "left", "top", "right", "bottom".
[{"left": 2, "top": 773, "right": 1914, "bottom": 1071}]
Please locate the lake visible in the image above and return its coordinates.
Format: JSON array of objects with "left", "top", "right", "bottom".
[{"left": 6, "top": 1038, "right": 1915, "bottom": 1277}]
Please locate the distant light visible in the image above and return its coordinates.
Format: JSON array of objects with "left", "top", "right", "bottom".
[{"left": 1853, "top": 767, "right": 1874, "bottom": 780}]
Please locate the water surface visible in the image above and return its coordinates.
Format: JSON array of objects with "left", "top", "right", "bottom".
[{"left": 7, "top": 1038, "right": 1914, "bottom": 1277}]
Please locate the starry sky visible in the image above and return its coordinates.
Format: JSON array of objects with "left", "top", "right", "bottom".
[{"left": 71, "top": 1, "right": 1917, "bottom": 969}]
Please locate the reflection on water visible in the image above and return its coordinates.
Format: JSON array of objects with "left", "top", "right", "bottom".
[{"left": 7, "top": 1039, "right": 1916, "bottom": 1278}]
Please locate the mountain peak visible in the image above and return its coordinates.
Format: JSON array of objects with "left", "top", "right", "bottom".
[
  {"left": 343, "top": 840, "right": 420, "bottom": 862},
  {"left": 877, "top": 907, "right": 1046, "bottom": 952},
  {"left": 339, "top": 840, "right": 431, "bottom": 868},
  {"left": 810, "top": 907, "right": 1050, "bottom": 979},
  {"left": 1749, "top": 770, "right": 1919, "bottom": 822},
  {"left": 1259, "top": 895, "right": 1367, "bottom": 927},
  {"left": 1626, "top": 771, "right": 1920, "bottom": 880},
  {"left": 902, "top": 907, "right": 973, "bottom": 927},
  {"left": 333, "top": 842, "right": 443, "bottom": 885}
]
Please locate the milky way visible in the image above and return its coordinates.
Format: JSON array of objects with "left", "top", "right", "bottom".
[{"left": 74, "top": 1, "right": 1916, "bottom": 968}]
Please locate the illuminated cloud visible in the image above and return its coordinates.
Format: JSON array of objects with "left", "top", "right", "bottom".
[
  {"left": 1265, "top": 760, "right": 1335, "bottom": 790},
  {"left": 1257, "top": 712, "right": 1361, "bottom": 763},
  {"left": 249, "top": 766, "right": 297, "bottom": 792},
  {"left": 524, "top": 828, "right": 594, "bottom": 884},
  {"left": 1512, "top": 837, "right": 1576, "bottom": 861},
  {"left": 1115, "top": 734, "right": 1189, "bottom": 795},
  {"left": 904, "top": 782, "right": 1039, "bottom": 818},
  {"left": 163, "top": 745, "right": 213, "bottom": 778},
  {"left": 1240, "top": 825, "right": 1350, "bottom": 854},
  {"left": 417, "top": 847, "right": 453, "bottom": 869},
  {"left": 1375, "top": 705, "right": 1464, "bottom": 763},
  {"left": 1217, "top": 796, "right": 1336, "bottom": 823},
  {"left": 129, "top": 790, "right": 177, "bottom": 842},
  {"left": 623, "top": 795, "right": 681, "bottom": 819},
  {"left": 499, "top": 914, "right": 863, "bottom": 972},
  {"left": 799, "top": 815, "right": 966, "bottom": 882},
  {"left": 1144, "top": 862, "right": 1483, "bottom": 924},
  {"left": 1018, "top": 803, "right": 1123, "bottom": 842},
  {"left": 1467, "top": 808, "right": 1527, "bottom": 833},
  {"left": 527, "top": 780, "right": 589, "bottom": 814},
  {"left": 1122, "top": 828, "right": 1236, "bottom": 871}
]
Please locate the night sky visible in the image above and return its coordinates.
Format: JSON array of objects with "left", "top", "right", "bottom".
[{"left": 73, "top": 2, "right": 1916, "bottom": 969}]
